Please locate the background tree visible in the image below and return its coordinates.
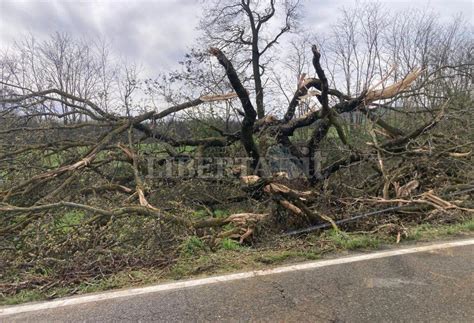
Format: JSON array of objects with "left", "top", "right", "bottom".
[{"left": 199, "top": 0, "right": 300, "bottom": 119}]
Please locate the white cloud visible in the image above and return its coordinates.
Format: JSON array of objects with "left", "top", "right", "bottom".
[{"left": 0, "top": 0, "right": 471, "bottom": 77}]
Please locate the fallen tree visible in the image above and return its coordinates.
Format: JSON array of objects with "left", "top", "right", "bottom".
[{"left": 1, "top": 43, "right": 470, "bottom": 242}]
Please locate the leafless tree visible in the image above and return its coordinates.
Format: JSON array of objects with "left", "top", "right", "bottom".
[{"left": 199, "top": 0, "right": 300, "bottom": 119}]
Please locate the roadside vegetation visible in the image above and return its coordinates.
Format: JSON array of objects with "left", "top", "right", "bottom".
[{"left": 3, "top": 217, "right": 472, "bottom": 305}]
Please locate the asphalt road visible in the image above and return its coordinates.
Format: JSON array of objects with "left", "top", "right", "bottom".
[{"left": 2, "top": 239, "right": 473, "bottom": 322}]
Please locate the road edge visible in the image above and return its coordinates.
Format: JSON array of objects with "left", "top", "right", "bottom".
[{"left": 2, "top": 238, "right": 473, "bottom": 317}]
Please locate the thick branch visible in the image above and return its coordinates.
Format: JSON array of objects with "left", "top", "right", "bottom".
[
  {"left": 210, "top": 48, "right": 260, "bottom": 170},
  {"left": 311, "top": 45, "right": 329, "bottom": 116}
]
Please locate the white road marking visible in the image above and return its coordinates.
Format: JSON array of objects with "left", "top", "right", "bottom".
[{"left": 1, "top": 238, "right": 473, "bottom": 316}]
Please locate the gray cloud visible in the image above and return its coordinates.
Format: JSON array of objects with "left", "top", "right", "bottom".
[
  {"left": 1, "top": 0, "right": 471, "bottom": 77},
  {"left": 1, "top": 0, "right": 202, "bottom": 76}
]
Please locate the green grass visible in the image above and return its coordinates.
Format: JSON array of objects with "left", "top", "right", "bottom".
[
  {"left": 55, "top": 211, "right": 85, "bottom": 233},
  {"left": 221, "top": 238, "right": 241, "bottom": 250},
  {"left": 1, "top": 290, "right": 44, "bottom": 306},
  {"left": 407, "top": 218, "right": 474, "bottom": 241},
  {"left": 213, "top": 209, "right": 230, "bottom": 218},
  {"left": 42, "top": 151, "right": 63, "bottom": 168},
  {"left": 192, "top": 209, "right": 209, "bottom": 218},
  {"left": 324, "top": 230, "right": 383, "bottom": 250},
  {"left": 180, "top": 236, "right": 206, "bottom": 256}
]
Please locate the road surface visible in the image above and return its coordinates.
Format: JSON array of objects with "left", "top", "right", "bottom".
[{"left": 1, "top": 239, "right": 473, "bottom": 322}]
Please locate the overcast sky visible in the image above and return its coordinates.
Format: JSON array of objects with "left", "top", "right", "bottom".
[{"left": 1, "top": 0, "right": 472, "bottom": 77}]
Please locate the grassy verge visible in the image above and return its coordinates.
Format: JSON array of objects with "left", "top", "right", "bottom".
[{"left": 1, "top": 217, "right": 473, "bottom": 306}]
